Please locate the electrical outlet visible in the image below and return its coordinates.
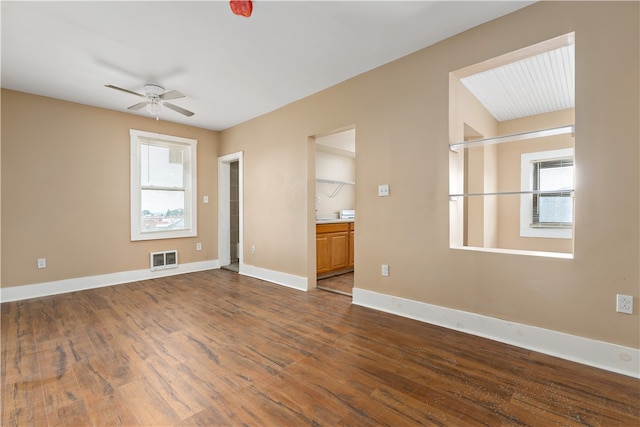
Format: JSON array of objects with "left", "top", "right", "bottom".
[
  {"left": 616, "top": 294, "right": 633, "bottom": 314},
  {"left": 196, "top": 243, "right": 202, "bottom": 251},
  {"left": 37, "top": 258, "right": 46, "bottom": 269},
  {"left": 251, "top": 245, "right": 256, "bottom": 254},
  {"left": 381, "top": 264, "right": 389, "bottom": 277}
]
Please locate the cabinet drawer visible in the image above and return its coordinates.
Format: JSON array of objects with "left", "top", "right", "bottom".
[{"left": 316, "top": 223, "right": 349, "bottom": 234}]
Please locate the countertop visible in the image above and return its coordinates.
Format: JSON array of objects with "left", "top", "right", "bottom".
[{"left": 315, "top": 218, "right": 354, "bottom": 224}]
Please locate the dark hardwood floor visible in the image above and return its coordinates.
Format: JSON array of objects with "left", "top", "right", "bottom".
[
  {"left": 2, "top": 269, "right": 639, "bottom": 426},
  {"left": 317, "top": 271, "right": 354, "bottom": 296}
]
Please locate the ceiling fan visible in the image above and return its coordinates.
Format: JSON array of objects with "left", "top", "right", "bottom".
[{"left": 105, "top": 84, "right": 194, "bottom": 117}]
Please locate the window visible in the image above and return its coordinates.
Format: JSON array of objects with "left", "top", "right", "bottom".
[
  {"left": 520, "top": 148, "right": 574, "bottom": 239},
  {"left": 533, "top": 158, "right": 574, "bottom": 225},
  {"left": 130, "top": 129, "right": 197, "bottom": 241}
]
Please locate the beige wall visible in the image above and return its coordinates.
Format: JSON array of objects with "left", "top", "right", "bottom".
[
  {"left": 220, "top": 107, "right": 321, "bottom": 277},
  {"left": 220, "top": 2, "right": 639, "bottom": 347},
  {"left": 1, "top": 90, "right": 219, "bottom": 287}
]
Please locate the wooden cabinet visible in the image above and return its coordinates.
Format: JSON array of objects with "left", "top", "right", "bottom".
[
  {"left": 316, "top": 233, "right": 332, "bottom": 274},
  {"left": 316, "top": 222, "right": 354, "bottom": 277}
]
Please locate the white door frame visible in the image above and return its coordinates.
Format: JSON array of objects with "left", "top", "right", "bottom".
[{"left": 218, "top": 151, "right": 243, "bottom": 269}]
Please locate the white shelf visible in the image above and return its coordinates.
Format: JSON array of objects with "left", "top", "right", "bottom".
[
  {"left": 316, "top": 178, "right": 355, "bottom": 186},
  {"left": 316, "top": 178, "right": 355, "bottom": 198}
]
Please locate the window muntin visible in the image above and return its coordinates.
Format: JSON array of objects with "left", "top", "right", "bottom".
[{"left": 131, "top": 130, "right": 197, "bottom": 241}]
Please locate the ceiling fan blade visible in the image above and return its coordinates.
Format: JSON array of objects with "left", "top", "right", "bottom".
[
  {"left": 160, "top": 90, "right": 185, "bottom": 101},
  {"left": 105, "top": 84, "right": 145, "bottom": 97},
  {"left": 128, "top": 101, "right": 149, "bottom": 110},
  {"left": 163, "top": 102, "right": 194, "bottom": 117}
]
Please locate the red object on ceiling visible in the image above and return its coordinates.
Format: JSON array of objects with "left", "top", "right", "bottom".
[{"left": 230, "top": 0, "right": 253, "bottom": 17}]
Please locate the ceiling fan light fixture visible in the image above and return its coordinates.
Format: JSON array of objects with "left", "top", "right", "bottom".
[
  {"left": 147, "top": 101, "right": 161, "bottom": 116},
  {"left": 107, "top": 83, "right": 194, "bottom": 117}
]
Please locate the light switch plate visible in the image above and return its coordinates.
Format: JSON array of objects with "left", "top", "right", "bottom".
[{"left": 378, "top": 184, "right": 389, "bottom": 197}]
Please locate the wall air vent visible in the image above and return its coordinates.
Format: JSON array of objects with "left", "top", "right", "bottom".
[{"left": 150, "top": 250, "right": 178, "bottom": 271}]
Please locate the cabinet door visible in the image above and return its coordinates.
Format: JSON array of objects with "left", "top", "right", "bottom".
[
  {"left": 316, "top": 234, "right": 331, "bottom": 274},
  {"left": 330, "top": 231, "right": 349, "bottom": 270}
]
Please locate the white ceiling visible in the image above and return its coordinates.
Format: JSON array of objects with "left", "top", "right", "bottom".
[{"left": 1, "top": 1, "right": 535, "bottom": 131}]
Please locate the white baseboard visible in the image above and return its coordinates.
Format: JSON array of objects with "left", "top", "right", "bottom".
[
  {"left": 353, "top": 287, "right": 640, "bottom": 379},
  {"left": 239, "top": 263, "right": 308, "bottom": 291},
  {"left": 0, "top": 260, "right": 220, "bottom": 303}
]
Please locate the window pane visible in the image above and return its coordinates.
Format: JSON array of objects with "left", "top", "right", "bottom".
[
  {"left": 141, "top": 144, "right": 185, "bottom": 188},
  {"left": 140, "top": 189, "right": 185, "bottom": 232},
  {"left": 539, "top": 196, "right": 573, "bottom": 223},
  {"left": 539, "top": 164, "right": 573, "bottom": 191}
]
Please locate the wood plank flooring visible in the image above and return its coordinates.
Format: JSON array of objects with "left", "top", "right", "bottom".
[
  {"left": 2, "top": 269, "right": 639, "bottom": 426},
  {"left": 317, "top": 272, "right": 354, "bottom": 296}
]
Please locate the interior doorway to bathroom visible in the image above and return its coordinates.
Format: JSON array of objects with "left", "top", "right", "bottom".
[
  {"left": 226, "top": 161, "right": 240, "bottom": 271},
  {"left": 218, "top": 152, "right": 243, "bottom": 273}
]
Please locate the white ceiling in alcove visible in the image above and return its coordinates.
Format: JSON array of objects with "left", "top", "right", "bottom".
[
  {"left": 316, "top": 129, "right": 356, "bottom": 157},
  {"left": 460, "top": 43, "right": 575, "bottom": 122}
]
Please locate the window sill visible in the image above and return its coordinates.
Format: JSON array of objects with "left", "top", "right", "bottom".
[
  {"left": 132, "top": 229, "right": 197, "bottom": 241},
  {"left": 520, "top": 227, "right": 572, "bottom": 239}
]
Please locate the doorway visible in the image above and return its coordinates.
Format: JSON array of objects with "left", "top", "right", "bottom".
[
  {"left": 314, "top": 128, "right": 356, "bottom": 296},
  {"left": 218, "top": 152, "right": 243, "bottom": 272}
]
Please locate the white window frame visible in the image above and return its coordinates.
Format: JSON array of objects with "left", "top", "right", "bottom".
[
  {"left": 520, "top": 148, "right": 574, "bottom": 239},
  {"left": 130, "top": 129, "right": 197, "bottom": 241}
]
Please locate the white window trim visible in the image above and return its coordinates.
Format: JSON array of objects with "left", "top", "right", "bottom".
[
  {"left": 130, "top": 129, "right": 197, "bottom": 241},
  {"left": 520, "top": 148, "right": 574, "bottom": 239}
]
